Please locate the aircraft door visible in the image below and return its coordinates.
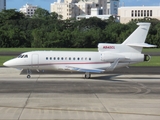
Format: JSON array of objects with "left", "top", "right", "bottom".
[{"left": 32, "top": 54, "right": 39, "bottom": 68}]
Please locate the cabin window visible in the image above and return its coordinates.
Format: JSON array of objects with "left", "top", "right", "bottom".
[
  {"left": 61, "top": 57, "right": 63, "bottom": 60},
  {"left": 81, "top": 57, "right": 83, "bottom": 60},
  {"left": 46, "top": 57, "right": 48, "bottom": 60},
  {"left": 65, "top": 57, "right": 67, "bottom": 60},
  {"left": 73, "top": 57, "right": 75, "bottom": 60},
  {"left": 57, "top": 57, "right": 60, "bottom": 60},
  {"left": 54, "top": 57, "right": 56, "bottom": 60},
  {"left": 50, "top": 57, "right": 52, "bottom": 60},
  {"left": 89, "top": 58, "right": 91, "bottom": 60},
  {"left": 69, "top": 57, "right": 71, "bottom": 60},
  {"left": 85, "top": 57, "right": 87, "bottom": 60},
  {"left": 77, "top": 58, "right": 80, "bottom": 60}
]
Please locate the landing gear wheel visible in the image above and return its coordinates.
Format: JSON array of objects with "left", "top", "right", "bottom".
[
  {"left": 27, "top": 75, "right": 31, "bottom": 79},
  {"left": 85, "top": 72, "right": 91, "bottom": 79}
]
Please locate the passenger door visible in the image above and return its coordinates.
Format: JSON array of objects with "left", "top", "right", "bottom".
[{"left": 32, "top": 54, "right": 39, "bottom": 68}]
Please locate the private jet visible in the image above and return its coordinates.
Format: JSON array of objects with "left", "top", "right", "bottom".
[{"left": 3, "top": 23, "right": 156, "bottom": 78}]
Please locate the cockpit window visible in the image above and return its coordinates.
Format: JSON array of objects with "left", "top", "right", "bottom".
[
  {"left": 24, "top": 55, "right": 28, "bottom": 58},
  {"left": 21, "top": 55, "right": 24, "bottom": 58},
  {"left": 17, "top": 54, "right": 28, "bottom": 58},
  {"left": 17, "top": 55, "right": 22, "bottom": 58}
]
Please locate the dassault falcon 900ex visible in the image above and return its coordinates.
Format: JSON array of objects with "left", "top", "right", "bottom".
[{"left": 3, "top": 23, "right": 157, "bottom": 79}]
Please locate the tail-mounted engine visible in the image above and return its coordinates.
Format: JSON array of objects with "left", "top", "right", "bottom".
[{"left": 144, "top": 54, "right": 151, "bottom": 62}]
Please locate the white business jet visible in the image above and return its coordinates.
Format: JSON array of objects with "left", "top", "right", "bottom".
[{"left": 3, "top": 23, "right": 156, "bottom": 78}]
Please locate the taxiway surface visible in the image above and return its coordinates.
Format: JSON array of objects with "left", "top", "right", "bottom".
[{"left": 0, "top": 68, "right": 160, "bottom": 120}]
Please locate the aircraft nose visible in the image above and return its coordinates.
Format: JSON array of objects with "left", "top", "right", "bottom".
[
  {"left": 3, "top": 60, "right": 13, "bottom": 67},
  {"left": 3, "top": 61, "right": 9, "bottom": 67}
]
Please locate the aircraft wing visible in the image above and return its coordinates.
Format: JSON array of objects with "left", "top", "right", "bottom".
[{"left": 65, "top": 66, "right": 105, "bottom": 73}]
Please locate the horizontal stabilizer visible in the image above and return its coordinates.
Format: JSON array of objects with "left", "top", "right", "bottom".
[{"left": 127, "top": 43, "right": 157, "bottom": 47}]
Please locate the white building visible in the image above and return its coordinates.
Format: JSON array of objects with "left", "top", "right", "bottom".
[
  {"left": 76, "top": 7, "right": 120, "bottom": 22},
  {"left": 0, "top": 0, "right": 6, "bottom": 12},
  {"left": 51, "top": 0, "right": 93, "bottom": 20},
  {"left": 51, "top": 0, "right": 119, "bottom": 20},
  {"left": 118, "top": 6, "right": 160, "bottom": 23},
  {"left": 19, "top": 4, "right": 38, "bottom": 17}
]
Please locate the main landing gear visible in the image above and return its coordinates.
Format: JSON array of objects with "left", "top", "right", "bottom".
[
  {"left": 85, "top": 72, "right": 91, "bottom": 79},
  {"left": 27, "top": 69, "right": 31, "bottom": 79}
]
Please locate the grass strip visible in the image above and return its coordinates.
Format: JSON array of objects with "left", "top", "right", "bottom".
[{"left": 0, "top": 48, "right": 159, "bottom": 52}]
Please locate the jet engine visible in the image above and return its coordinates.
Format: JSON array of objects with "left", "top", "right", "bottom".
[{"left": 100, "top": 52, "right": 125, "bottom": 62}]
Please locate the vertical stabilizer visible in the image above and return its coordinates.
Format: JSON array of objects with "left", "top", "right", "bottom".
[
  {"left": 122, "top": 23, "right": 156, "bottom": 52},
  {"left": 122, "top": 23, "right": 150, "bottom": 45}
]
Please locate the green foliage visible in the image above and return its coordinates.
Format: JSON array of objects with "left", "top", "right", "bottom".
[{"left": 0, "top": 9, "right": 160, "bottom": 48}]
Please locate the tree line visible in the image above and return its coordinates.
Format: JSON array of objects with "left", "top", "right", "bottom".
[{"left": 0, "top": 8, "right": 159, "bottom": 48}]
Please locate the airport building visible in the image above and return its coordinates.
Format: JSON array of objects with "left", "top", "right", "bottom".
[
  {"left": 0, "top": 0, "right": 6, "bottom": 12},
  {"left": 19, "top": 4, "right": 38, "bottom": 17},
  {"left": 50, "top": 0, "right": 119, "bottom": 20},
  {"left": 118, "top": 6, "right": 160, "bottom": 23}
]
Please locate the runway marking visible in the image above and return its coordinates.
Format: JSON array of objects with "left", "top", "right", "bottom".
[
  {"left": 17, "top": 75, "right": 40, "bottom": 120},
  {"left": 0, "top": 106, "right": 160, "bottom": 117}
]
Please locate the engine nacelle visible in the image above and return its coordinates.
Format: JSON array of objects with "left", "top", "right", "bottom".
[
  {"left": 100, "top": 52, "right": 125, "bottom": 62},
  {"left": 144, "top": 54, "right": 151, "bottom": 62}
]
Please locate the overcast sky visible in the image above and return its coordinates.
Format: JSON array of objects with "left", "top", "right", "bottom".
[{"left": 6, "top": 0, "right": 160, "bottom": 11}]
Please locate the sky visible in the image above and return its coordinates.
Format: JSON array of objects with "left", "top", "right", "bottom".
[{"left": 6, "top": 0, "right": 160, "bottom": 12}]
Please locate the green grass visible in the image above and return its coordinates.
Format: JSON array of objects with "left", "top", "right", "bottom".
[
  {"left": 0, "top": 56, "right": 15, "bottom": 66},
  {"left": 142, "top": 48, "right": 160, "bottom": 53},
  {"left": 0, "top": 48, "right": 159, "bottom": 52},
  {"left": 132, "top": 56, "right": 160, "bottom": 66},
  {"left": 0, "top": 48, "right": 97, "bottom": 52}
]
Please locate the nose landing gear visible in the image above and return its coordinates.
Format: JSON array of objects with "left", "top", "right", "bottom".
[
  {"left": 27, "top": 69, "right": 31, "bottom": 79},
  {"left": 27, "top": 75, "right": 31, "bottom": 78}
]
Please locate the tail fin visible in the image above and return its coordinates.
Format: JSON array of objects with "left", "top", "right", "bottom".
[{"left": 122, "top": 23, "right": 156, "bottom": 51}]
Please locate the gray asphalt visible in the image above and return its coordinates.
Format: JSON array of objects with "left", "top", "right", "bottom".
[
  {"left": 20, "top": 66, "right": 160, "bottom": 75},
  {"left": 0, "top": 68, "right": 160, "bottom": 119}
]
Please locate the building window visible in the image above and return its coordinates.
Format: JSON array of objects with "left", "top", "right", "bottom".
[
  {"left": 131, "top": 10, "right": 134, "bottom": 17},
  {"left": 147, "top": 10, "right": 149, "bottom": 16},
  {"left": 138, "top": 10, "right": 140, "bottom": 17},
  {"left": 144, "top": 10, "right": 146, "bottom": 16},
  {"left": 141, "top": 10, "right": 143, "bottom": 16},
  {"left": 135, "top": 10, "right": 137, "bottom": 17},
  {"left": 150, "top": 10, "right": 152, "bottom": 16}
]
